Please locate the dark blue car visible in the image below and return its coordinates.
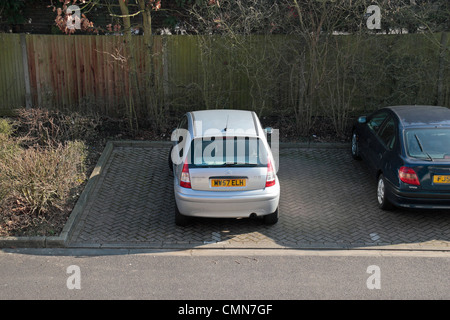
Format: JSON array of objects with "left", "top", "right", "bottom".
[{"left": 351, "top": 105, "right": 450, "bottom": 210}]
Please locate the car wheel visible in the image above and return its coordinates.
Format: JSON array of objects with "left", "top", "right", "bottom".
[
  {"left": 351, "top": 131, "right": 361, "bottom": 160},
  {"left": 263, "top": 207, "right": 279, "bottom": 225},
  {"left": 377, "top": 174, "right": 393, "bottom": 210},
  {"left": 168, "top": 146, "right": 173, "bottom": 172},
  {"left": 175, "top": 204, "right": 190, "bottom": 226}
]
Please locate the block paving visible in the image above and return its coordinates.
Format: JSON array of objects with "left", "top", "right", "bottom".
[{"left": 68, "top": 145, "right": 450, "bottom": 249}]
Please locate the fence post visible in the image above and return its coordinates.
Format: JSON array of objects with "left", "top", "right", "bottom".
[{"left": 20, "top": 34, "right": 32, "bottom": 109}]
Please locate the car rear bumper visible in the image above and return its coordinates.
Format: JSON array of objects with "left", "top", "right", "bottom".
[
  {"left": 174, "top": 181, "right": 280, "bottom": 218},
  {"left": 386, "top": 183, "right": 450, "bottom": 209}
]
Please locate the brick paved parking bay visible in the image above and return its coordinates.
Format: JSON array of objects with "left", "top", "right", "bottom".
[{"left": 67, "top": 142, "right": 450, "bottom": 250}]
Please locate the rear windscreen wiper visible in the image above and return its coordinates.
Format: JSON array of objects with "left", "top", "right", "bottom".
[
  {"left": 194, "top": 163, "right": 259, "bottom": 168},
  {"left": 222, "top": 163, "right": 258, "bottom": 167},
  {"left": 414, "top": 134, "right": 433, "bottom": 161}
]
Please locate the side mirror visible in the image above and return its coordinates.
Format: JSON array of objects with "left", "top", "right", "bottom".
[
  {"left": 265, "top": 127, "right": 273, "bottom": 146},
  {"left": 358, "top": 116, "right": 367, "bottom": 124}
]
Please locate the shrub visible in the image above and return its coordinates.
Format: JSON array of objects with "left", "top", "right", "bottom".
[
  {"left": 0, "top": 119, "right": 21, "bottom": 202},
  {"left": 0, "top": 140, "right": 87, "bottom": 215},
  {"left": 1, "top": 111, "right": 90, "bottom": 236},
  {"left": 15, "top": 108, "right": 101, "bottom": 147},
  {"left": 0, "top": 118, "right": 14, "bottom": 137}
]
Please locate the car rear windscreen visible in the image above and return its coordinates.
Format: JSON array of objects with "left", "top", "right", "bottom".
[
  {"left": 405, "top": 128, "right": 450, "bottom": 161},
  {"left": 187, "top": 137, "right": 269, "bottom": 167}
]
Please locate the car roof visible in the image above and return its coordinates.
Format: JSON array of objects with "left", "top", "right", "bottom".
[
  {"left": 386, "top": 105, "right": 450, "bottom": 128},
  {"left": 189, "top": 109, "right": 259, "bottom": 138}
]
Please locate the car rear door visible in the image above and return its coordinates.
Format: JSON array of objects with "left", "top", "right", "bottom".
[
  {"left": 371, "top": 115, "right": 399, "bottom": 183},
  {"left": 187, "top": 137, "right": 269, "bottom": 192},
  {"left": 403, "top": 128, "right": 450, "bottom": 192},
  {"left": 362, "top": 110, "right": 390, "bottom": 172}
]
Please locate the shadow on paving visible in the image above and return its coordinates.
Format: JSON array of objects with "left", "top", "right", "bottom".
[{"left": 67, "top": 144, "right": 450, "bottom": 250}]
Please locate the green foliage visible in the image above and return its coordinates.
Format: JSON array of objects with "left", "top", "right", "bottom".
[{"left": 0, "top": 118, "right": 14, "bottom": 137}]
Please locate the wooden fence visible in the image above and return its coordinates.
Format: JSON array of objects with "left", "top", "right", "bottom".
[
  {"left": 0, "top": 34, "right": 27, "bottom": 115},
  {"left": 0, "top": 33, "right": 449, "bottom": 121},
  {"left": 1, "top": 34, "right": 170, "bottom": 116}
]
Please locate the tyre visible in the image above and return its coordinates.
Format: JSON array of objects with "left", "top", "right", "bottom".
[
  {"left": 168, "top": 145, "right": 173, "bottom": 172},
  {"left": 263, "top": 207, "right": 279, "bottom": 225},
  {"left": 175, "top": 204, "right": 190, "bottom": 226},
  {"left": 377, "top": 174, "right": 393, "bottom": 210},
  {"left": 351, "top": 131, "right": 361, "bottom": 160}
]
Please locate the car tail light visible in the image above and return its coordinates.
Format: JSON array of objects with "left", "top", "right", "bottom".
[
  {"left": 399, "top": 166, "right": 420, "bottom": 186},
  {"left": 265, "top": 159, "right": 276, "bottom": 187},
  {"left": 180, "top": 161, "right": 191, "bottom": 188}
]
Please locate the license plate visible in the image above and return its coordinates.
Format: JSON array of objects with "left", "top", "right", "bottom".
[
  {"left": 433, "top": 175, "right": 450, "bottom": 184},
  {"left": 211, "top": 179, "right": 246, "bottom": 187}
]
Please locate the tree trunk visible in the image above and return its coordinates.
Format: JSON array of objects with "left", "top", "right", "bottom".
[
  {"left": 119, "top": 0, "right": 141, "bottom": 129},
  {"left": 138, "top": 0, "right": 154, "bottom": 108}
]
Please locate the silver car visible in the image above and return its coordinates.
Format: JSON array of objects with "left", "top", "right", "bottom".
[{"left": 169, "top": 110, "right": 280, "bottom": 226}]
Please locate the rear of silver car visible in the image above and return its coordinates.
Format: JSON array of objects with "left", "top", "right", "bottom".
[
  {"left": 174, "top": 163, "right": 280, "bottom": 218},
  {"left": 172, "top": 115, "right": 280, "bottom": 225}
]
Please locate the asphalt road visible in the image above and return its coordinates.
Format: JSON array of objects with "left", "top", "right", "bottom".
[{"left": 1, "top": 249, "right": 449, "bottom": 300}]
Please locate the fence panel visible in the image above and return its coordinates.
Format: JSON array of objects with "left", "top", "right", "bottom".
[
  {"left": 0, "top": 33, "right": 448, "bottom": 119},
  {"left": 0, "top": 33, "right": 26, "bottom": 114}
]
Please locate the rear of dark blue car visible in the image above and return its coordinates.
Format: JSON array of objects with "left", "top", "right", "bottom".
[{"left": 386, "top": 127, "right": 450, "bottom": 209}]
